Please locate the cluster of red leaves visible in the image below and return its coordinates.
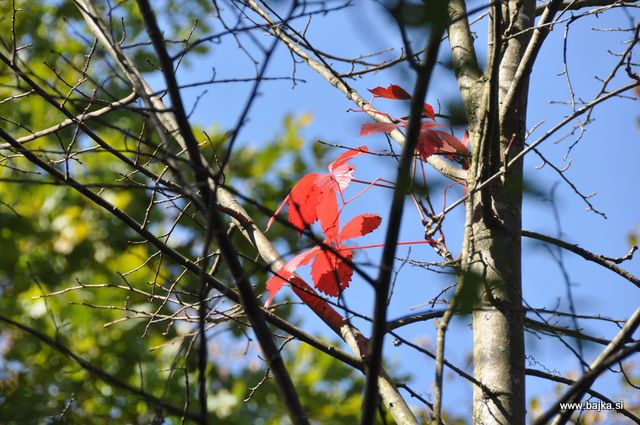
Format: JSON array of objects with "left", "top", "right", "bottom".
[
  {"left": 363, "top": 84, "right": 469, "bottom": 168},
  {"left": 266, "top": 147, "right": 382, "bottom": 306},
  {"left": 265, "top": 213, "right": 381, "bottom": 306},
  {"left": 369, "top": 85, "right": 435, "bottom": 119},
  {"left": 265, "top": 85, "right": 467, "bottom": 305}
]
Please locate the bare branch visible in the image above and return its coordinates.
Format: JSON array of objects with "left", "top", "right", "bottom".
[
  {"left": 447, "top": 0, "right": 484, "bottom": 118},
  {"left": 535, "top": 307, "right": 640, "bottom": 424},
  {"left": 500, "top": 0, "right": 564, "bottom": 122},
  {"left": 523, "top": 230, "right": 640, "bottom": 289},
  {"left": 242, "top": 0, "right": 466, "bottom": 183},
  {"left": 0, "top": 92, "right": 137, "bottom": 149},
  {"left": 72, "top": 3, "right": 419, "bottom": 423},
  {"left": 0, "top": 313, "right": 202, "bottom": 422},
  {"left": 536, "top": 0, "right": 639, "bottom": 15},
  {"left": 362, "top": 19, "right": 447, "bottom": 425},
  {"left": 526, "top": 368, "right": 640, "bottom": 423},
  {"left": 134, "top": 3, "right": 309, "bottom": 422}
]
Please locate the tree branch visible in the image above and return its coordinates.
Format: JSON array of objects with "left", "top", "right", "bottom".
[
  {"left": 523, "top": 230, "right": 640, "bottom": 289},
  {"left": 525, "top": 318, "right": 618, "bottom": 346},
  {"left": 500, "top": 0, "right": 564, "bottom": 121},
  {"left": 526, "top": 368, "right": 640, "bottom": 423},
  {"left": 242, "top": 0, "right": 466, "bottom": 183},
  {"left": 447, "top": 0, "right": 484, "bottom": 121},
  {"left": 362, "top": 18, "right": 447, "bottom": 425},
  {"left": 135, "top": 3, "right": 309, "bottom": 422},
  {"left": 73, "top": 3, "right": 418, "bottom": 423},
  {"left": 536, "top": 0, "right": 638, "bottom": 15},
  {"left": 0, "top": 313, "right": 202, "bottom": 422},
  {"left": 534, "top": 307, "right": 640, "bottom": 424},
  {"left": 0, "top": 92, "right": 137, "bottom": 149}
]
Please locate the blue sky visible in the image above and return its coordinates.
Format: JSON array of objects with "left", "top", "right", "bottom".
[{"left": 170, "top": 1, "right": 639, "bottom": 419}]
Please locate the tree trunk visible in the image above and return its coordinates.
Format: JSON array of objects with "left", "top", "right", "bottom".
[{"left": 461, "top": 1, "right": 534, "bottom": 423}]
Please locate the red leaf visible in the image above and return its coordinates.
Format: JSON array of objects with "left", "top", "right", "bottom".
[
  {"left": 265, "top": 247, "right": 320, "bottom": 306},
  {"left": 269, "top": 148, "right": 369, "bottom": 233},
  {"left": 359, "top": 122, "right": 400, "bottom": 136},
  {"left": 287, "top": 173, "right": 322, "bottom": 231},
  {"left": 368, "top": 84, "right": 411, "bottom": 100},
  {"left": 266, "top": 194, "right": 288, "bottom": 231},
  {"left": 416, "top": 123, "right": 445, "bottom": 160},
  {"left": 328, "top": 146, "right": 368, "bottom": 193},
  {"left": 328, "top": 146, "right": 368, "bottom": 171},
  {"left": 435, "top": 131, "right": 467, "bottom": 155},
  {"left": 266, "top": 209, "right": 383, "bottom": 302},
  {"left": 288, "top": 276, "right": 346, "bottom": 330},
  {"left": 461, "top": 130, "right": 470, "bottom": 149},
  {"left": 340, "top": 214, "right": 382, "bottom": 242},
  {"left": 265, "top": 270, "right": 291, "bottom": 307},
  {"left": 420, "top": 121, "right": 445, "bottom": 132},
  {"left": 317, "top": 188, "right": 340, "bottom": 244},
  {"left": 416, "top": 122, "right": 468, "bottom": 161},
  {"left": 265, "top": 148, "right": 384, "bottom": 303},
  {"left": 310, "top": 249, "right": 354, "bottom": 296},
  {"left": 430, "top": 130, "right": 469, "bottom": 166},
  {"left": 422, "top": 103, "right": 435, "bottom": 119}
]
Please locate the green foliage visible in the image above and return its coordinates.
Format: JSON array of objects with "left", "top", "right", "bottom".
[
  {"left": 0, "top": 113, "right": 330, "bottom": 423},
  {"left": 200, "top": 343, "right": 370, "bottom": 425},
  {"left": 0, "top": 2, "right": 338, "bottom": 423}
]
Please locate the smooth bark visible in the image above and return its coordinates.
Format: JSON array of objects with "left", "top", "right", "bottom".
[{"left": 454, "top": 1, "right": 535, "bottom": 423}]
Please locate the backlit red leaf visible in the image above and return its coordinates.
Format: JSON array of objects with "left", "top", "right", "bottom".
[
  {"left": 368, "top": 84, "right": 411, "bottom": 100},
  {"left": 328, "top": 146, "right": 368, "bottom": 171},
  {"left": 265, "top": 147, "right": 385, "bottom": 303},
  {"left": 328, "top": 146, "right": 368, "bottom": 192},
  {"left": 268, "top": 148, "right": 370, "bottom": 234},
  {"left": 416, "top": 122, "right": 468, "bottom": 161},
  {"left": 266, "top": 194, "right": 288, "bottom": 231},
  {"left": 435, "top": 131, "right": 467, "bottom": 155},
  {"left": 461, "top": 130, "right": 469, "bottom": 149},
  {"left": 422, "top": 103, "right": 435, "bottom": 119},
  {"left": 287, "top": 173, "right": 322, "bottom": 231},
  {"left": 265, "top": 273, "right": 289, "bottom": 307},
  {"left": 317, "top": 188, "right": 340, "bottom": 244},
  {"left": 265, "top": 246, "right": 321, "bottom": 306},
  {"left": 340, "top": 214, "right": 382, "bottom": 242},
  {"left": 420, "top": 121, "right": 446, "bottom": 132},
  {"left": 416, "top": 122, "right": 445, "bottom": 159},
  {"left": 359, "top": 122, "right": 400, "bottom": 136},
  {"left": 310, "top": 249, "right": 354, "bottom": 296}
]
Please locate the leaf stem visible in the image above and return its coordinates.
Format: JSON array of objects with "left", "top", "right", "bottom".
[
  {"left": 345, "top": 240, "right": 433, "bottom": 251},
  {"left": 351, "top": 178, "right": 396, "bottom": 189}
]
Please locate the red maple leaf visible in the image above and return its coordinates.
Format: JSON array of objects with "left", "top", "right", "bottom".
[
  {"left": 265, "top": 246, "right": 320, "bottom": 306},
  {"left": 417, "top": 122, "right": 468, "bottom": 161},
  {"left": 367, "top": 85, "right": 436, "bottom": 119},
  {"left": 265, "top": 213, "right": 382, "bottom": 305},
  {"left": 359, "top": 122, "right": 401, "bottom": 137},
  {"left": 266, "top": 146, "right": 368, "bottom": 234},
  {"left": 282, "top": 172, "right": 322, "bottom": 232},
  {"left": 369, "top": 84, "right": 411, "bottom": 100},
  {"left": 422, "top": 102, "right": 435, "bottom": 120},
  {"left": 310, "top": 248, "right": 354, "bottom": 296},
  {"left": 359, "top": 120, "right": 467, "bottom": 162}
]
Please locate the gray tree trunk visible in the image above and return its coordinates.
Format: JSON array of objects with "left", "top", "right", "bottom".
[{"left": 458, "top": 1, "right": 535, "bottom": 423}]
